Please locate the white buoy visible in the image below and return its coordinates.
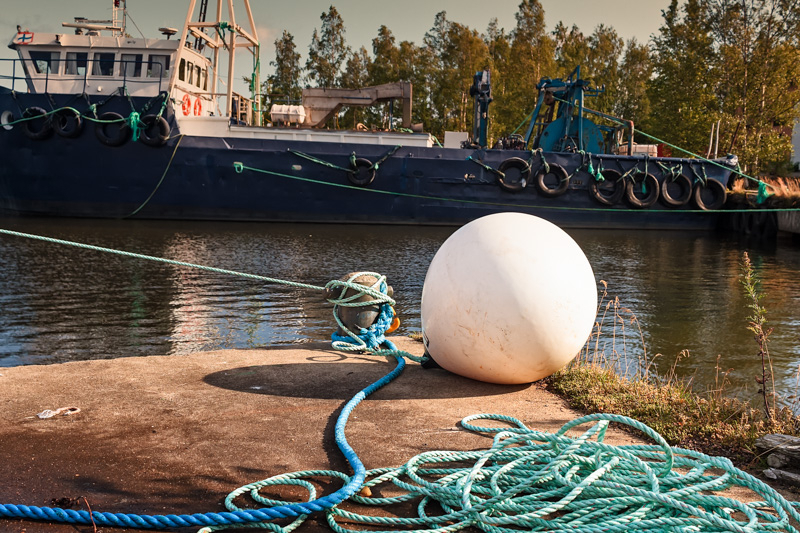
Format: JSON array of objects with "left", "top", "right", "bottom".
[{"left": 421, "top": 213, "right": 597, "bottom": 384}]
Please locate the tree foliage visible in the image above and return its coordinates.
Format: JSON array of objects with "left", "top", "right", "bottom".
[
  {"left": 305, "top": 6, "right": 350, "bottom": 88},
  {"left": 266, "top": 0, "right": 800, "bottom": 173},
  {"left": 267, "top": 30, "right": 302, "bottom": 103}
]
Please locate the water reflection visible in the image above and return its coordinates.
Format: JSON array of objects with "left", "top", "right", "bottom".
[{"left": 1, "top": 216, "right": 799, "bottom": 407}]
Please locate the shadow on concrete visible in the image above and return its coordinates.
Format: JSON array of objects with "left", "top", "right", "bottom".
[{"left": 203, "top": 359, "right": 529, "bottom": 400}]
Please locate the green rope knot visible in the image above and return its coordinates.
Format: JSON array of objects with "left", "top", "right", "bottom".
[
  {"left": 756, "top": 181, "right": 772, "bottom": 205},
  {"left": 233, "top": 162, "right": 244, "bottom": 174},
  {"left": 127, "top": 111, "right": 142, "bottom": 142}
]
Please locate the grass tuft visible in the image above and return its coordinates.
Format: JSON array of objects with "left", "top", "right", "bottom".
[{"left": 547, "top": 278, "right": 800, "bottom": 466}]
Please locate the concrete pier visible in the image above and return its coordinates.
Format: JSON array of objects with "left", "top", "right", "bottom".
[{"left": 0, "top": 337, "right": 778, "bottom": 532}]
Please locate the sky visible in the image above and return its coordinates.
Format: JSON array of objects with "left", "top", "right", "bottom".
[{"left": 2, "top": 1, "right": 673, "bottom": 69}]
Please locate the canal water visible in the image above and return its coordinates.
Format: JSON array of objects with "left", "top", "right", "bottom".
[{"left": 1, "top": 216, "right": 799, "bottom": 407}]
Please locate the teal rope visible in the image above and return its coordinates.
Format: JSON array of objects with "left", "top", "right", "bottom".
[
  {"left": 198, "top": 413, "right": 800, "bottom": 533},
  {"left": 0, "top": 228, "right": 325, "bottom": 291}
]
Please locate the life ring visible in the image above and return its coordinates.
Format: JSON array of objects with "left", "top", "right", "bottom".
[
  {"left": 181, "top": 94, "right": 191, "bottom": 116},
  {"left": 139, "top": 114, "right": 170, "bottom": 147},
  {"left": 535, "top": 163, "right": 569, "bottom": 197},
  {"left": 193, "top": 97, "right": 202, "bottom": 116},
  {"left": 496, "top": 157, "right": 530, "bottom": 193},
  {"left": 348, "top": 158, "right": 375, "bottom": 186},
  {"left": 1, "top": 110, "right": 15, "bottom": 131},
  {"left": 625, "top": 172, "right": 659, "bottom": 209},
  {"left": 693, "top": 179, "right": 727, "bottom": 211},
  {"left": 589, "top": 169, "right": 625, "bottom": 206},
  {"left": 660, "top": 173, "right": 692, "bottom": 207},
  {"left": 21, "top": 107, "right": 53, "bottom": 140},
  {"left": 52, "top": 108, "right": 83, "bottom": 138},
  {"left": 94, "top": 111, "right": 131, "bottom": 147}
]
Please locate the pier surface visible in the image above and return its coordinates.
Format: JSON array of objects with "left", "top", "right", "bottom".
[{"left": 0, "top": 337, "right": 769, "bottom": 532}]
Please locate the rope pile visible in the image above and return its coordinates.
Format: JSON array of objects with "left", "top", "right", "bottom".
[{"left": 200, "top": 412, "right": 800, "bottom": 533}]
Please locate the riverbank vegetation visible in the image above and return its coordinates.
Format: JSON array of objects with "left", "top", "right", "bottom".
[
  {"left": 265, "top": 0, "right": 800, "bottom": 176},
  {"left": 547, "top": 264, "right": 800, "bottom": 466}
]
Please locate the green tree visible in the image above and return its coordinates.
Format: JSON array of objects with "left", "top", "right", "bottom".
[
  {"left": 267, "top": 30, "right": 302, "bottom": 104},
  {"left": 585, "top": 25, "right": 624, "bottom": 115},
  {"left": 493, "top": 1, "right": 556, "bottom": 141},
  {"left": 553, "top": 22, "right": 589, "bottom": 76},
  {"left": 614, "top": 38, "right": 652, "bottom": 126},
  {"left": 485, "top": 18, "right": 513, "bottom": 140},
  {"left": 306, "top": 5, "right": 350, "bottom": 88},
  {"left": 339, "top": 46, "right": 371, "bottom": 128},
  {"left": 648, "top": 0, "right": 717, "bottom": 155},
  {"left": 369, "top": 25, "right": 400, "bottom": 85},
  {"left": 707, "top": 0, "right": 800, "bottom": 174}
]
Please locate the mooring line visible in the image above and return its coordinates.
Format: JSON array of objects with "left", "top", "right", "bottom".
[{"left": 0, "top": 228, "right": 326, "bottom": 291}]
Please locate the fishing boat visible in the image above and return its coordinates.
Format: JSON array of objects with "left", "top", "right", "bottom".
[{"left": 0, "top": 0, "right": 737, "bottom": 229}]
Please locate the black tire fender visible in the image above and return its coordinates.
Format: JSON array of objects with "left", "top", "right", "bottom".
[
  {"left": 95, "top": 112, "right": 131, "bottom": 147},
  {"left": 348, "top": 158, "right": 375, "bottom": 187},
  {"left": 139, "top": 115, "right": 170, "bottom": 147},
  {"left": 536, "top": 163, "right": 569, "bottom": 197},
  {"left": 660, "top": 173, "right": 692, "bottom": 207},
  {"left": 625, "top": 172, "right": 660, "bottom": 209},
  {"left": 497, "top": 157, "right": 530, "bottom": 193},
  {"left": 53, "top": 108, "right": 83, "bottom": 138},
  {"left": 589, "top": 169, "right": 625, "bottom": 206},
  {"left": 21, "top": 107, "right": 53, "bottom": 140},
  {"left": 693, "top": 179, "right": 727, "bottom": 211}
]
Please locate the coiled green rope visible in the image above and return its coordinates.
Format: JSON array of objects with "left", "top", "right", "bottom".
[{"left": 200, "top": 411, "right": 800, "bottom": 533}]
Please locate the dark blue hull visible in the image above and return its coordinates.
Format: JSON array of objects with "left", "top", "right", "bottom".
[{"left": 0, "top": 91, "right": 734, "bottom": 229}]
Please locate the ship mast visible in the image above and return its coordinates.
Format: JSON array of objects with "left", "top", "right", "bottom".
[{"left": 173, "top": 0, "right": 261, "bottom": 126}]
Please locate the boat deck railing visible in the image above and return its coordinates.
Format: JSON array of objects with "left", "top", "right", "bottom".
[{"left": 0, "top": 57, "right": 167, "bottom": 97}]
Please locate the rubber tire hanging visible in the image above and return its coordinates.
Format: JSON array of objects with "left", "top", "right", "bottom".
[
  {"left": 589, "top": 169, "right": 625, "bottom": 206},
  {"left": 497, "top": 157, "right": 530, "bottom": 193},
  {"left": 139, "top": 115, "right": 170, "bottom": 147},
  {"left": 21, "top": 107, "right": 53, "bottom": 140},
  {"left": 535, "top": 163, "right": 569, "bottom": 197},
  {"left": 348, "top": 158, "right": 375, "bottom": 187},
  {"left": 95, "top": 112, "right": 131, "bottom": 147},
  {"left": 52, "top": 109, "right": 83, "bottom": 138},
  {"left": 625, "top": 172, "right": 660, "bottom": 209},
  {"left": 660, "top": 173, "right": 693, "bottom": 207},
  {"left": 693, "top": 179, "right": 727, "bottom": 211}
]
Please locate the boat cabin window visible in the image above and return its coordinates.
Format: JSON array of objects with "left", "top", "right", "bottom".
[
  {"left": 65, "top": 52, "right": 87, "bottom": 76},
  {"left": 202, "top": 69, "right": 208, "bottom": 90},
  {"left": 91, "top": 52, "right": 115, "bottom": 76},
  {"left": 194, "top": 65, "right": 201, "bottom": 88},
  {"left": 187, "top": 61, "right": 194, "bottom": 85},
  {"left": 29, "top": 51, "right": 60, "bottom": 74},
  {"left": 120, "top": 53, "right": 143, "bottom": 78},
  {"left": 147, "top": 55, "right": 170, "bottom": 78},
  {"left": 178, "top": 58, "right": 186, "bottom": 81}
]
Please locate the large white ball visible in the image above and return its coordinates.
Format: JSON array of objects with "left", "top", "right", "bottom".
[{"left": 421, "top": 213, "right": 597, "bottom": 384}]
